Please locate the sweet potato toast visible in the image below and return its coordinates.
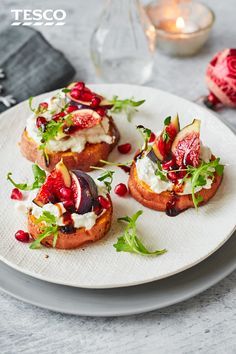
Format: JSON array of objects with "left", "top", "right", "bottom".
[
  {"left": 128, "top": 161, "right": 223, "bottom": 214},
  {"left": 28, "top": 206, "right": 112, "bottom": 249},
  {"left": 20, "top": 117, "right": 119, "bottom": 172}
]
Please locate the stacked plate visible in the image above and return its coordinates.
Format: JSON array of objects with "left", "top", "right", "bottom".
[{"left": 0, "top": 85, "right": 235, "bottom": 316}]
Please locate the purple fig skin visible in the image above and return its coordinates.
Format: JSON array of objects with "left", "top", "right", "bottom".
[
  {"left": 72, "top": 170, "right": 98, "bottom": 200},
  {"left": 70, "top": 102, "right": 90, "bottom": 110},
  {"left": 147, "top": 149, "right": 160, "bottom": 163},
  {"left": 71, "top": 173, "right": 94, "bottom": 214}
]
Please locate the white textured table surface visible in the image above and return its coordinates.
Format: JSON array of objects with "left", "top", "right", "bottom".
[{"left": 1, "top": 1, "right": 236, "bottom": 353}]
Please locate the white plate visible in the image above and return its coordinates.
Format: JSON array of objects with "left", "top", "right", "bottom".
[
  {"left": 1, "top": 231, "right": 235, "bottom": 316},
  {"left": 0, "top": 84, "right": 235, "bottom": 289}
]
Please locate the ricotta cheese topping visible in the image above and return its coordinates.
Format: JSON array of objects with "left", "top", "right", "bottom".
[
  {"left": 31, "top": 203, "right": 97, "bottom": 230},
  {"left": 136, "top": 144, "right": 214, "bottom": 196},
  {"left": 25, "top": 91, "right": 114, "bottom": 153},
  {"left": 14, "top": 180, "right": 103, "bottom": 231}
]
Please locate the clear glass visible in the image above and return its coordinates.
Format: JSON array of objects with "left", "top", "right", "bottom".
[{"left": 90, "top": 0, "right": 156, "bottom": 84}]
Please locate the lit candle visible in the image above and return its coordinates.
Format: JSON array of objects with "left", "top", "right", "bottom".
[
  {"left": 146, "top": 1, "right": 215, "bottom": 56},
  {"left": 175, "top": 17, "right": 199, "bottom": 34}
]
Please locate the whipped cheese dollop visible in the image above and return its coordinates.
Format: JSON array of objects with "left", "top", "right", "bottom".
[
  {"left": 31, "top": 203, "right": 97, "bottom": 230},
  {"left": 136, "top": 144, "right": 214, "bottom": 196},
  {"left": 14, "top": 180, "right": 106, "bottom": 231},
  {"left": 25, "top": 91, "right": 114, "bottom": 153}
]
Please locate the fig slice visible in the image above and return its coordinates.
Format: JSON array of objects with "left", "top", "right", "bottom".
[
  {"left": 151, "top": 115, "right": 180, "bottom": 161},
  {"left": 55, "top": 160, "right": 71, "bottom": 188},
  {"left": 71, "top": 170, "right": 98, "bottom": 200},
  {"left": 66, "top": 82, "right": 111, "bottom": 107},
  {"left": 65, "top": 109, "right": 103, "bottom": 131},
  {"left": 33, "top": 161, "right": 71, "bottom": 207},
  {"left": 70, "top": 172, "right": 95, "bottom": 214},
  {"left": 171, "top": 119, "right": 201, "bottom": 167}
]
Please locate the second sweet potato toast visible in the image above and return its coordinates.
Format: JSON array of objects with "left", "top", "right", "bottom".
[
  {"left": 128, "top": 116, "right": 224, "bottom": 216},
  {"left": 20, "top": 82, "right": 120, "bottom": 172}
]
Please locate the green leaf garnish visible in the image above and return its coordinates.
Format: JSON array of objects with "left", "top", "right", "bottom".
[
  {"left": 183, "top": 158, "right": 224, "bottom": 209},
  {"left": 7, "top": 164, "right": 46, "bottom": 191},
  {"left": 30, "top": 211, "right": 58, "bottom": 249},
  {"left": 155, "top": 161, "right": 168, "bottom": 181},
  {"left": 35, "top": 211, "right": 57, "bottom": 225},
  {"left": 92, "top": 167, "right": 115, "bottom": 193},
  {"left": 137, "top": 125, "right": 151, "bottom": 151},
  {"left": 152, "top": 157, "right": 224, "bottom": 209},
  {"left": 99, "top": 159, "right": 132, "bottom": 168},
  {"left": 29, "top": 97, "right": 48, "bottom": 115},
  {"left": 40, "top": 119, "right": 64, "bottom": 145},
  {"left": 162, "top": 130, "right": 170, "bottom": 142},
  {"left": 110, "top": 96, "right": 145, "bottom": 122},
  {"left": 62, "top": 88, "right": 71, "bottom": 93},
  {"left": 164, "top": 116, "right": 171, "bottom": 125},
  {"left": 114, "top": 210, "right": 167, "bottom": 256}
]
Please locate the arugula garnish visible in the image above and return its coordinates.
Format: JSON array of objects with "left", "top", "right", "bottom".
[
  {"left": 97, "top": 169, "right": 115, "bottom": 193},
  {"left": 7, "top": 164, "right": 46, "bottom": 191},
  {"left": 155, "top": 161, "right": 168, "bottom": 182},
  {"left": 29, "top": 97, "right": 48, "bottom": 115},
  {"left": 91, "top": 167, "right": 115, "bottom": 193},
  {"left": 110, "top": 96, "right": 145, "bottom": 122},
  {"left": 164, "top": 116, "right": 171, "bottom": 126},
  {"left": 40, "top": 119, "right": 64, "bottom": 145},
  {"left": 114, "top": 210, "right": 167, "bottom": 256},
  {"left": 137, "top": 125, "right": 152, "bottom": 151},
  {"left": 61, "top": 88, "right": 71, "bottom": 93},
  {"left": 184, "top": 158, "right": 224, "bottom": 208},
  {"left": 162, "top": 116, "right": 172, "bottom": 142},
  {"left": 30, "top": 211, "right": 58, "bottom": 249},
  {"left": 99, "top": 159, "right": 132, "bottom": 168},
  {"left": 153, "top": 157, "right": 224, "bottom": 209}
]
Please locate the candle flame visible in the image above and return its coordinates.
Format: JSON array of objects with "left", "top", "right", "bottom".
[{"left": 176, "top": 17, "right": 185, "bottom": 30}]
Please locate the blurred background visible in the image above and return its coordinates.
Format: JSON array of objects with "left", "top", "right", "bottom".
[{"left": 0, "top": 0, "right": 235, "bottom": 128}]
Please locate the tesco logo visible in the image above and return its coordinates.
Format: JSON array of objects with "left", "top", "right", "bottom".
[{"left": 11, "top": 9, "right": 66, "bottom": 26}]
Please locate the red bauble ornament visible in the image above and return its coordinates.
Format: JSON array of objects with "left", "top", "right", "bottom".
[{"left": 204, "top": 48, "right": 236, "bottom": 109}]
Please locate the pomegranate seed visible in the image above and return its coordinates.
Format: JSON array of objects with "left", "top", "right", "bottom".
[
  {"left": 74, "top": 82, "right": 85, "bottom": 90},
  {"left": 63, "top": 200, "right": 75, "bottom": 212},
  {"left": 36, "top": 116, "right": 47, "bottom": 129},
  {"left": 149, "top": 132, "right": 156, "bottom": 143},
  {"left": 162, "top": 159, "right": 175, "bottom": 171},
  {"left": 80, "top": 91, "right": 93, "bottom": 101},
  {"left": 120, "top": 165, "right": 131, "bottom": 174},
  {"left": 98, "top": 195, "right": 111, "bottom": 209},
  {"left": 96, "top": 107, "right": 106, "bottom": 117},
  {"left": 118, "top": 143, "right": 132, "bottom": 154},
  {"left": 60, "top": 187, "right": 72, "bottom": 200},
  {"left": 63, "top": 200, "right": 74, "bottom": 208},
  {"left": 71, "top": 88, "right": 81, "bottom": 100},
  {"left": 168, "top": 171, "right": 178, "bottom": 182},
  {"left": 53, "top": 112, "right": 66, "bottom": 121},
  {"left": 66, "top": 105, "right": 78, "bottom": 113},
  {"left": 93, "top": 202, "right": 103, "bottom": 216},
  {"left": 15, "top": 230, "right": 30, "bottom": 243},
  {"left": 90, "top": 96, "right": 101, "bottom": 108},
  {"left": 177, "top": 170, "right": 187, "bottom": 179},
  {"left": 39, "top": 102, "right": 48, "bottom": 110},
  {"left": 114, "top": 183, "right": 128, "bottom": 197},
  {"left": 11, "top": 188, "right": 23, "bottom": 200}
]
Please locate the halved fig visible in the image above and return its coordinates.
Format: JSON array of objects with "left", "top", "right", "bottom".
[
  {"left": 67, "top": 82, "right": 112, "bottom": 107},
  {"left": 33, "top": 161, "right": 71, "bottom": 206},
  {"left": 70, "top": 172, "right": 95, "bottom": 214},
  {"left": 171, "top": 119, "right": 201, "bottom": 167},
  {"left": 71, "top": 170, "right": 98, "bottom": 200},
  {"left": 151, "top": 115, "right": 180, "bottom": 161},
  {"left": 64, "top": 109, "right": 102, "bottom": 132}
]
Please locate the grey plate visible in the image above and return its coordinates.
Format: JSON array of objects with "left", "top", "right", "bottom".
[{"left": 0, "top": 232, "right": 235, "bottom": 317}]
